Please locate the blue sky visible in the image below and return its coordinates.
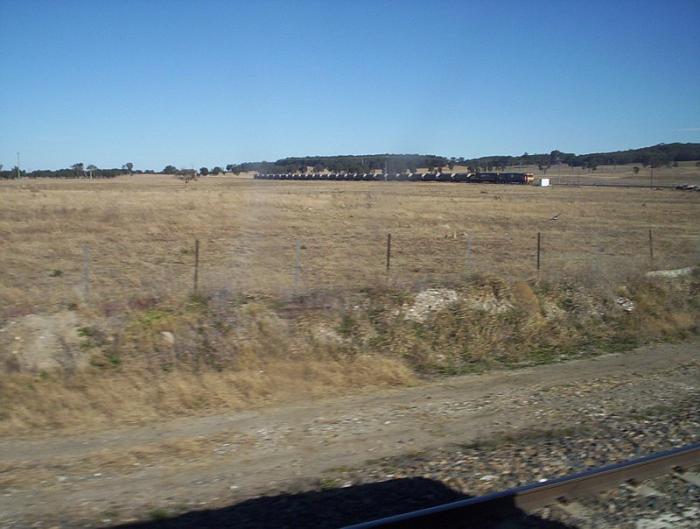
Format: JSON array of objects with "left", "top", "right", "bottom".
[{"left": 1, "top": 0, "right": 699, "bottom": 170}]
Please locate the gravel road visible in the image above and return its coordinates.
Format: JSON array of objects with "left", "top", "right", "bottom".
[{"left": 0, "top": 339, "right": 697, "bottom": 528}]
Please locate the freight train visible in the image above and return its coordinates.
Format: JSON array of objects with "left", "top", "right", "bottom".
[{"left": 253, "top": 171, "right": 535, "bottom": 184}]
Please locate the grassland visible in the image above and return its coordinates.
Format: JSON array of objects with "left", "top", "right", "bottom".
[
  {"left": 1, "top": 169, "right": 698, "bottom": 314},
  {"left": 0, "top": 169, "right": 698, "bottom": 434}
]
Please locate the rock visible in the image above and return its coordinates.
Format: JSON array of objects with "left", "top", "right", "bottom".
[
  {"left": 0, "top": 311, "right": 87, "bottom": 372},
  {"left": 161, "top": 331, "right": 175, "bottom": 346},
  {"left": 645, "top": 266, "right": 695, "bottom": 279},
  {"left": 615, "top": 297, "right": 636, "bottom": 312},
  {"left": 403, "top": 289, "right": 460, "bottom": 323}
]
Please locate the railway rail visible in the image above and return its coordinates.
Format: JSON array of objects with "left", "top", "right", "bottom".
[{"left": 342, "top": 442, "right": 700, "bottom": 529}]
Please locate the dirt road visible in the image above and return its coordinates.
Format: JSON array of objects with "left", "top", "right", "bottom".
[{"left": 1, "top": 340, "right": 698, "bottom": 528}]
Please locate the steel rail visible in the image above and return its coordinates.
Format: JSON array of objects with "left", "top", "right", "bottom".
[{"left": 342, "top": 442, "right": 700, "bottom": 529}]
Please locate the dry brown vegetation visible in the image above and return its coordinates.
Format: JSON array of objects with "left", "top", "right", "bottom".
[{"left": 0, "top": 172, "right": 698, "bottom": 434}]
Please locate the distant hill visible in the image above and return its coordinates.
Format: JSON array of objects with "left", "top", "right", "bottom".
[{"left": 226, "top": 143, "right": 700, "bottom": 174}]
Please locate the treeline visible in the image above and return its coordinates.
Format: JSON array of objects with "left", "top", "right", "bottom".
[
  {"left": 464, "top": 143, "right": 700, "bottom": 171},
  {"left": 227, "top": 143, "right": 700, "bottom": 174},
  {"left": 0, "top": 162, "right": 152, "bottom": 179},
  {"left": 226, "top": 154, "right": 452, "bottom": 175},
  {"left": 0, "top": 168, "right": 148, "bottom": 179},
  {"left": 3, "top": 143, "right": 699, "bottom": 178}
]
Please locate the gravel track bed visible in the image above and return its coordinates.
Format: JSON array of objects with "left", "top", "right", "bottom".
[
  {"left": 107, "top": 394, "right": 699, "bottom": 529},
  {"left": 539, "top": 472, "right": 700, "bottom": 529},
  {"left": 322, "top": 394, "right": 698, "bottom": 490}
]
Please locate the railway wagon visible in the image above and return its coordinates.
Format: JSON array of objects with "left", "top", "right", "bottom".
[{"left": 253, "top": 171, "right": 536, "bottom": 184}]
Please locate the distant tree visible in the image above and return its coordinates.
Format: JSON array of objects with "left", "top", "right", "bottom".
[
  {"left": 122, "top": 162, "right": 134, "bottom": 174},
  {"left": 633, "top": 166, "right": 640, "bottom": 174},
  {"left": 649, "top": 156, "right": 664, "bottom": 168},
  {"left": 211, "top": 166, "right": 224, "bottom": 175},
  {"left": 71, "top": 163, "right": 85, "bottom": 177},
  {"left": 199, "top": 167, "right": 209, "bottom": 176},
  {"left": 86, "top": 164, "right": 98, "bottom": 178},
  {"left": 162, "top": 165, "right": 178, "bottom": 174},
  {"left": 225, "top": 164, "right": 235, "bottom": 172},
  {"left": 549, "top": 150, "right": 562, "bottom": 165}
]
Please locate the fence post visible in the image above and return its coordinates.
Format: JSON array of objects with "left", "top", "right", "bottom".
[
  {"left": 386, "top": 233, "right": 391, "bottom": 273},
  {"left": 536, "top": 232, "right": 541, "bottom": 271},
  {"left": 193, "top": 239, "right": 200, "bottom": 295},
  {"left": 648, "top": 229, "right": 654, "bottom": 264},
  {"left": 82, "top": 244, "right": 90, "bottom": 303},
  {"left": 294, "top": 239, "right": 301, "bottom": 292},
  {"left": 465, "top": 234, "right": 471, "bottom": 271}
]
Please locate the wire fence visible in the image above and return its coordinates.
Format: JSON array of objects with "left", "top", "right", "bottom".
[{"left": 7, "top": 226, "right": 695, "bottom": 318}]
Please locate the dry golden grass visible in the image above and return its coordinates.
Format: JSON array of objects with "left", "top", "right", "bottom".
[
  {"left": 0, "top": 357, "right": 414, "bottom": 435},
  {"left": 1, "top": 171, "right": 698, "bottom": 316},
  {"left": 0, "top": 173, "right": 698, "bottom": 435}
]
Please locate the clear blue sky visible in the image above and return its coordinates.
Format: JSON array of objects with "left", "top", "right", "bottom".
[{"left": 1, "top": 0, "right": 699, "bottom": 170}]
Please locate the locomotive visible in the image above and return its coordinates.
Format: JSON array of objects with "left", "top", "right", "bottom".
[{"left": 253, "top": 171, "right": 534, "bottom": 184}]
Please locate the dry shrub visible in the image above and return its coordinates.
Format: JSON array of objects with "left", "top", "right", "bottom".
[
  {"left": 511, "top": 281, "right": 541, "bottom": 314},
  {"left": 0, "top": 270, "right": 697, "bottom": 435}
]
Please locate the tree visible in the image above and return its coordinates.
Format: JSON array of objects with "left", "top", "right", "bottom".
[
  {"left": 162, "top": 165, "right": 178, "bottom": 174},
  {"left": 225, "top": 164, "right": 235, "bottom": 172},
  {"left": 86, "top": 164, "right": 98, "bottom": 179},
  {"left": 211, "top": 166, "right": 224, "bottom": 175},
  {"left": 549, "top": 150, "right": 562, "bottom": 165},
  {"left": 199, "top": 167, "right": 209, "bottom": 176},
  {"left": 71, "top": 163, "right": 85, "bottom": 177},
  {"left": 122, "top": 162, "right": 134, "bottom": 174}
]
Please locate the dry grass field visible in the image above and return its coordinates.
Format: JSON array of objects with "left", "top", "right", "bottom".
[
  {"left": 1, "top": 171, "right": 698, "bottom": 316},
  {"left": 0, "top": 171, "right": 698, "bottom": 433}
]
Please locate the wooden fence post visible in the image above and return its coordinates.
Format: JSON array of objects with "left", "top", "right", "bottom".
[
  {"left": 294, "top": 239, "right": 301, "bottom": 292},
  {"left": 193, "top": 239, "right": 200, "bottom": 295},
  {"left": 648, "top": 229, "right": 654, "bottom": 264},
  {"left": 536, "top": 232, "right": 541, "bottom": 271},
  {"left": 82, "top": 244, "right": 90, "bottom": 302},
  {"left": 386, "top": 233, "right": 392, "bottom": 273},
  {"left": 465, "top": 234, "right": 471, "bottom": 271}
]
